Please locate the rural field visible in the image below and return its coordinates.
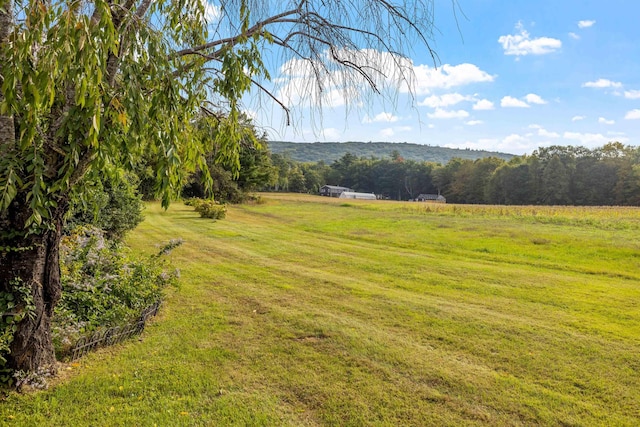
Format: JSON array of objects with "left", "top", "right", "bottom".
[{"left": 2, "top": 194, "right": 639, "bottom": 426}]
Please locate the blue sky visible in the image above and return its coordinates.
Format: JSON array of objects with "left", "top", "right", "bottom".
[{"left": 241, "top": 0, "right": 640, "bottom": 155}]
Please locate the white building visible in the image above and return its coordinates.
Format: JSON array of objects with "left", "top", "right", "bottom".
[{"left": 339, "top": 191, "right": 377, "bottom": 200}]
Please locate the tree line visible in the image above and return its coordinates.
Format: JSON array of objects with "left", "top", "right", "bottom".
[{"left": 258, "top": 142, "right": 640, "bottom": 206}]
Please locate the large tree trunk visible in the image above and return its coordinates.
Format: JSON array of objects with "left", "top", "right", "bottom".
[
  {"left": 0, "top": 195, "right": 67, "bottom": 373},
  {"left": 0, "top": 0, "right": 68, "bottom": 374}
]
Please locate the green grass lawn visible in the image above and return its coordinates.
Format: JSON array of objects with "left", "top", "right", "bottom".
[{"left": 2, "top": 194, "right": 639, "bottom": 426}]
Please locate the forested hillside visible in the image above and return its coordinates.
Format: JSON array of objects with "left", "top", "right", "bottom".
[
  {"left": 268, "top": 141, "right": 514, "bottom": 163},
  {"left": 260, "top": 143, "right": 640, "bottom": 205}
]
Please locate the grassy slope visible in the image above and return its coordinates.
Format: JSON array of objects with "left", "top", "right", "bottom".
[{"left": 1, "top": 195, "right": 639, "bottom": 426}]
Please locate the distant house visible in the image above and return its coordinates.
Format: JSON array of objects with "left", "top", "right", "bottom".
[
  {"left": 339, "top": 191, "right": 377, "bottom": 200},
  {"left": 416, "top": 194, "right": 446, "bottom": 203},
  {"left": 319, "top": 185, "right": 352, "bottom": 197}
]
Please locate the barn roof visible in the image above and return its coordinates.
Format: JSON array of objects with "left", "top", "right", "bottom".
[{"left": 321, "top": 185, "right": 351, "bottom": 190}]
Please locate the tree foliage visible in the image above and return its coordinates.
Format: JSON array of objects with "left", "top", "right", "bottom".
[
  {"left": 66, "top": 171, "right": 144, "bottom": 240},
  {"left": 182, "top": 114, "right": 276, "bottom": 203}
]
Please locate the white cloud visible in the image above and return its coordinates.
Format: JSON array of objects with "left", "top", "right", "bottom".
[
  {"left": 572, "top": 115, "right": 586, "bottom": 121},
  {"left": 624, "top": 90, "right": 640, "bottom": 99},
  {"left": 598, "top": 117, "right": 615, "bottom": 125},
  {"left": 380, "top": 128, "right": 395, "bottom": 138},
  {"left": 501, "top": 96, "right": 529, "bottom": 108},
  {"left": 419, "top": 93, "right": 474, "bottom": 108},
  {"left": 322, "top": 127, "right": 341, "bottom": 140},
  {"left": 582, "top": 79, "right": 623, "bottom": 89},
  {"left": 277, "top": 51, "right": 495, "bottom": 109},
  {"left": 363, "top": 112, "right": 400, "bottom": 123},
  {"left": 427, "top": 108, "right": 469, "bottom": 119},
  {"left": 524, "top": 93, "right": 547, "bottom": 105},
  {"left": 447, "top": 136, "right": 539, "bottom": 155},
  {"left": 498, "top": 22, "right": 562, "bottom": 56},
  {"left": 529, "top": 124, "right": 559, "bottom": 138},
  {"left": 324, "top": 89, "right": 348, "bottom": 108},
  {"left": 568, "top": 32, "right": 580, "bottom": 40},
  {"left": 277, "top": 50, "right": 409, "bottom": 108},
  {"left": 410, "top": 63, "right": 495, "bottom": 95},
  {"left": 503, "top": 134, "right": 527, "bottom": 144},
  {"left": 379, "top": 125, "right": 412, "bottom": 137},
  {"left": 563, "top": 131, "right": 609, "bottom": 145},
  {"left": 500, "top": 134, "right": 532, "bottom": 152},
  {"left": 578, "top": 20, "right": 596, "bottom": 29},
  {"left": 472, "top": 99, "right": 495, "bottom": 110},
  {"left": 563, "top": 131, "right": 628, "bottom": 146},
  {"left": 539, "top": 129, "right": 560, "bottom": 138},
  {"left": 624, "top": 109, "right": 640, "bottom": 120},
  {"left": 465, "top": 120, "right": 484, "bottom": 126}
]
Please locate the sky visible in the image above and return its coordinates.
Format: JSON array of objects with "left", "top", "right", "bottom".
[{"left": 240, "top": 0, "right": 640, "bottom": 155}]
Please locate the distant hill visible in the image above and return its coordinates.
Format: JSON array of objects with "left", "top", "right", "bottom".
[{"left": 267, "top": 141, "right": 514, "bottom": 164}]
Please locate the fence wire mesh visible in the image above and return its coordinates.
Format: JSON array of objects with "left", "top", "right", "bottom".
[{"left": 68, "top": 300, "right": 161, "bottom": 361}]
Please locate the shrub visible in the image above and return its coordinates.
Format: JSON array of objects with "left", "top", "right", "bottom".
[
  {"left": 53, "top": 226, "right": 181, "bottom": 356},
  {"left": 190, "top": 198, "right": 227, "bottom": 219},
  {"left": 244, "top": 194, "right": 265, "bottom": 204}
]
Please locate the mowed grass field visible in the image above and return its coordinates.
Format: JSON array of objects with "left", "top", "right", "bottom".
[{"left": 2, "top": 194, "right": 639, "bottom": 426}]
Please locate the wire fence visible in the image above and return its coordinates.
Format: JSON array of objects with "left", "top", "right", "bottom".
[{"left": 67, "top": 301, "right": 162, "bottom": 361}]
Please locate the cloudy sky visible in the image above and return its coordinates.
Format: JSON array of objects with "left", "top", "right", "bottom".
[{"left": 245, "top": 0, "right": 640, "bottom": 155}]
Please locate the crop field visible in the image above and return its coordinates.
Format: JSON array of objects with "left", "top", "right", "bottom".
[{"left": 2, "top": 194, "right": 639, "bottom": 426}]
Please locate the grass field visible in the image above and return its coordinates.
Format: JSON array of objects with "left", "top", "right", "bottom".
[{"left": 2, "top": 194, "right": 639, "bottom": 426}]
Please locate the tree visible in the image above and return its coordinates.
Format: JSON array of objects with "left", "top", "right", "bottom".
[
  {"left": 487, "top": 160, "right": 532, "bottom": 205},
  {"left": 464, "top": 157, "right": 504, "bottom": 204},
  {"left": 288, "top": 166, "right": 307, "bottom": 192},
  {"left": 542, "top": 154, "right": 571, "bottom": 205},
  {"left": 299, "top": 162, "right": 329, "bottom": 193},
  {"left": 182, "top": 114, "right": 276, "bottom": 201},
  {"left": 433, "top": 158, "right": 465, "bottom": 202},
  {"left": 0, "top": 0, "right": 441, "bottom": 374}
]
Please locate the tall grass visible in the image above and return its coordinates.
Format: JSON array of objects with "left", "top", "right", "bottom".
[{"left": 1, "top": 194, "right": 638, "bottom": 426}]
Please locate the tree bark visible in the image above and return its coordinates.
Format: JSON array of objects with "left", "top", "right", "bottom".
[
  {"left": 0, "top": 194, "right": 67, "bottom": 372},
  {"left": 0, "top": 0, "right": 16, "bottom": 145}
]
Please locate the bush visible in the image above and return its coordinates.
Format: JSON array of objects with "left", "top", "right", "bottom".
[
  {"left": 188, "top": 198, "right": 227, "bottom": 219},
  {"left": 244, "top": 194, "right": 265, "bottom": 204},
  {"left": 66, "top": 172, "right": 144, "bottom": 241},
  {"left": 53, "top": 226, "right": 181, "bottom": 356},
  {"left": 183, "top": 197, "right": 201, "bottom": 207}
]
